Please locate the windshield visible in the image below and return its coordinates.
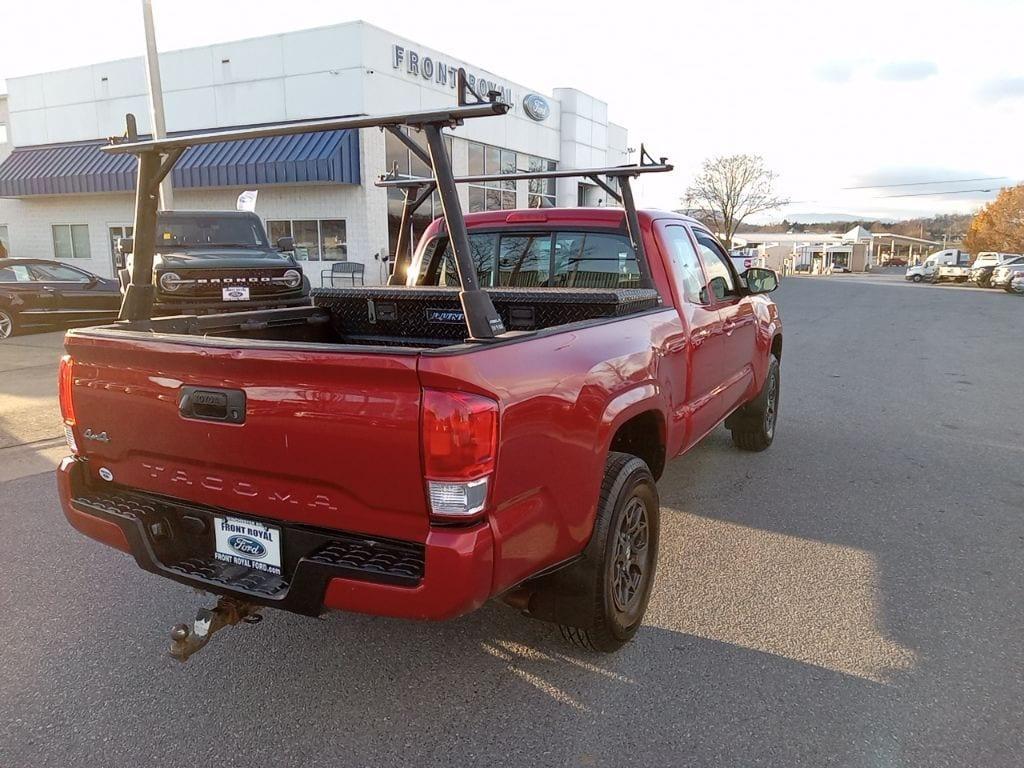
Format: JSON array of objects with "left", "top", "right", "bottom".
[{"left": 156, "top": 216, "right": 268, "bottom": 248}]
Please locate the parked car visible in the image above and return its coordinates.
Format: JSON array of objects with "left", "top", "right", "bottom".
[
  {"left": 1010, "top": 273, "right": 1024, "bottom": 295},
  {"left": 888, "top": 257, "right": 908, "bottom": 267},
  {"left": 58, "top": 211, "right": 782, "bottom": 656},
  {"left": 0, "top": 259, "right": 121, "bottom": 340},
  {"left": 974, "top": 256, "right": 1024, "bottom": 288},
  {"left": 118, "top": 211, "right": 311, "bottom": 315},
  {"left": 730, "top": 252, "right": 766, "bottom": 274},
  {"left": 905, "top": 248, "right": 971, "bottom": 283},
  {"left": 992, "top": 261, "right": 1024, "bottom": 290}
]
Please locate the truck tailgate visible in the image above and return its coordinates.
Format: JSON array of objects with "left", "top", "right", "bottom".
[{"left": 64, "top": 333, "right": 429, "bottom": 542}]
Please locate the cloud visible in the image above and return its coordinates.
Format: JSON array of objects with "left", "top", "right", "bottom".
[
  {"left": 977, "top": 76, "right": 1024, "bottom": 102},
  {"left": 875, "top": 60, "right": 938, "bottom": 82},
  {"left": 816, "top": 60, "right": 856, "bottom": 83}
]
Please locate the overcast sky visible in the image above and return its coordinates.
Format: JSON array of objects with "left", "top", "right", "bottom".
[{"left": 2, "top": 0, "right": 1022, "bottom": 221}]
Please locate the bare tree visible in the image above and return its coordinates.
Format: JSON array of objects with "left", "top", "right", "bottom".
[{"left": 684, "top": 154, "right": 788, "bottom": 249}]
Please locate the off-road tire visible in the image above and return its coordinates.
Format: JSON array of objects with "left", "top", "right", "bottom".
[
  {"left": 0, "top": 308, "right": 16, "bottom": 340},
  {"left": 556, "top": 452, "right": 660, "bottom": 652},
  {"left": 729, "top": 354, "right": 780, "bottom": 452}
]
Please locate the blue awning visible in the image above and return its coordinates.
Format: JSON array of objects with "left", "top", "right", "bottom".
[{"left": 0, "top": 128, "right": 360, "bottom": 197}]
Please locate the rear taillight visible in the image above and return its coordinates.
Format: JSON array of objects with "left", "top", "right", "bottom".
[
  {"left": 58, "top": 355, "right": 78, "bottom": 454},
  {"left": 421, "top": 389, "right": 498, "bottom": 522}
]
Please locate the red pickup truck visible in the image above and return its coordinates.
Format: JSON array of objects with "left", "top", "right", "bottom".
[
  {"left": 57, "top": 205, "right": 781, "bottom": 652},
  {"left": 55, "top": 93, "right": 781, "bottom": 658}
]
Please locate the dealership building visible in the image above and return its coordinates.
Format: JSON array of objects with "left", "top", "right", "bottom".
[{"left": 0, "top": 21, "right": 630, "bottom": 285}]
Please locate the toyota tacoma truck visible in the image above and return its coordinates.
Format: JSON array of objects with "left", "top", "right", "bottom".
[
  {"left": 117, "top": 210, "right": 310, "bottom": 314},
  {"left": 55, "top": 88, "right": 782, "bottom": 659}
]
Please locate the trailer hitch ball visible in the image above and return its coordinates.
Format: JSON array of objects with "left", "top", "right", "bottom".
[{"left": 168, "top": 597, "right": 261, "bottom": 662}]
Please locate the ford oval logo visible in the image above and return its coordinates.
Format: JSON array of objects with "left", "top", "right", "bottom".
[
  {"left": 522, "top": 93, "right": 550, "bottom": 122},
  {"left": 228, "top": 535, "right": 267, "bottom": 559}
]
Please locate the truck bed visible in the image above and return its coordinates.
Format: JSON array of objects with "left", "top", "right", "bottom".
[{"left": 129, "top": 286, "right": 662, "bottom": 349}]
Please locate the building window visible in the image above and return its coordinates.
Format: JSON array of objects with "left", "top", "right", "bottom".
[
  {"left": 384, "top": 128, "right": 453, "bottom": 260},
  {"left": 52, "top": 224, "right": 91, "bottom": 260},
  {"left": 0, "top": 125, "right": 8, "bottom": 144},
  {"left": 0, "top": 225, "right": 9, "bottom": 256},
  {"left": 467, "top": 141, "right": 517, "bottom": 213},
  {"left": 520, "top": 153, "right": 557, "bottom": 208},
  {"left": 266, "top": 219, "right": 347, "bottom": 261}
]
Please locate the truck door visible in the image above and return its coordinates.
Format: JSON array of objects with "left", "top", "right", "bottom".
[
  {"left": 692, "top": 229, "right": 757, "bottom": 415},
  {"left": 656, "top": 222, "right": 731, "bottom": 450}
]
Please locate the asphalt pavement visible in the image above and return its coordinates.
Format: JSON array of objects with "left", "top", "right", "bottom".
[{"left": 0, "top": 275, "right": 1021, "bottom": 767}]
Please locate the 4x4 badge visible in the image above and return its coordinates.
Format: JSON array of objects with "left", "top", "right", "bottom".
[{"left": 84, "top": 429, "right": 110, "bottom": 443}]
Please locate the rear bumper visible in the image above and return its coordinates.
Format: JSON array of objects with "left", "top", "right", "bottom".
[{"left": 57, "top": 457, "right": 493, "bottom": 621}]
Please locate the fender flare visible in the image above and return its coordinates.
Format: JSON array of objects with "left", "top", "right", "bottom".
[{"left": 595, "top": 382, "right": 668, "bottom": 475}]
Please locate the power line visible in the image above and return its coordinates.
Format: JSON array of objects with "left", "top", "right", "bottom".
[
  {"left": 875, "top": 188, "right": 998, "bottom": 199},
  {"left": 844, "top": 176, "right": 1009, "bottom": 190}
]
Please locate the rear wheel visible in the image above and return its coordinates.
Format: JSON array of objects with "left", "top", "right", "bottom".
[
  {"left": 550, "top": 452, "right": 660, "bottom": 652},
  {"left": 0, "top": 308, "right": 16, "bottom": 340},
  {"left": 729, "top": 354, "right": 780, "bottom": 452}
]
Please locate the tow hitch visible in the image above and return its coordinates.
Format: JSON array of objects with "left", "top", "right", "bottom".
[{"left": 168, "top": 596, "right": 262, "bottom": 662}]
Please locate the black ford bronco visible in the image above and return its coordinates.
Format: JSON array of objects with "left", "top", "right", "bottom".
[{"left": 118, "top": 211, "right": 310, "bottom": 314}]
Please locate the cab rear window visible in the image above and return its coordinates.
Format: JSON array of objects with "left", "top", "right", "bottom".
[{"left": 416, "top": 230, "right": 639, "bottom": 289}]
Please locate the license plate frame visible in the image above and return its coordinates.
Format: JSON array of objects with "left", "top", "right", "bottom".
[
  {"left": 222, "top": 286, "right": 250, "bottom": 302},
  {"left": 213, "top": 516, "right": 282, "bottom": 575}
]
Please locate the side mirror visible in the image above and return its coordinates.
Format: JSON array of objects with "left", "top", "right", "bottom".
[
  {"left": 276, "top": 236, "right": 294, "bottom": 251},
  {"left": 708, "top": 275, "right": 730, "bottom": 301},
  {"left": 744, "top": 267, "right": 779, "bottom": 294}
]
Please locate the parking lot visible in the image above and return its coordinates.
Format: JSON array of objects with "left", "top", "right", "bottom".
[{"left": 0, "top": 272, "right": 1021, "bottom": 767}]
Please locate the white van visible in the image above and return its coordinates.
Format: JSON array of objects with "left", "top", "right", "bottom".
[{"left": 905, "top": 249, "right": 971, "bottom": 283}]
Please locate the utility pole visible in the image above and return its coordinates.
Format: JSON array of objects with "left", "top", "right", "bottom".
[{"left": 142, "top": 0, "right": 172, "bottom": 209}]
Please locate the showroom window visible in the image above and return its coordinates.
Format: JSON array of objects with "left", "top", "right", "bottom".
[
  {"left": 52, "top": 224, "right": 91, "bottom": 260},
  {"left": 519, "top": 153, "right": 557, "bottom": 208},
  {"left": 385, "top": 128, "right": 453, "bottom": 259},
  {"left": 266, "top": 219, "right": 347, "bottom": 261},
  {"left": 468, "top": 141, "right": 517, "bottom": 213}
]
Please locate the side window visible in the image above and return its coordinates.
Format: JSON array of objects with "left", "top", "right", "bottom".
[
  {"left": 694, "top": 231, "right": 737, "bottom": 301},
  {"left": 30, "top": 263, "right": 91, "bottom": 282},
  {"left": 4, "top": 265, "right": 36, "bottom": 282},
  {"left": 662, "top": 225, "right": 707, "bottom": 304}
]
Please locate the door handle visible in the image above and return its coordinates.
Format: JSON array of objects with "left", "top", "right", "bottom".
[{"left": 691, "top": 328, "right": 711, "bottom": 346}]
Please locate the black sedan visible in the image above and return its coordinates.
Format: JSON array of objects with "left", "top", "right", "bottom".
[{"left": 0, "top": 259, "right": 122, "bottom": 340}]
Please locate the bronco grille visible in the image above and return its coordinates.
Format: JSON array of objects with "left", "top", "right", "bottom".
[{"left": 158, "top": 268, "right": 298, "bottom": 298}]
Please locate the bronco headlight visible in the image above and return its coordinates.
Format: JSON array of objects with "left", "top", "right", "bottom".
[
  {"left": 282, "top": 269, "right": 302, "bottom": 289},
  {"left": 159, "top": 272, "right": 182, "bottom": 292}
]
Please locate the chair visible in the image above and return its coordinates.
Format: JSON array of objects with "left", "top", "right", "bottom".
[{"left": 321, "top": 262, "right": 364, "bottom": 287}]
